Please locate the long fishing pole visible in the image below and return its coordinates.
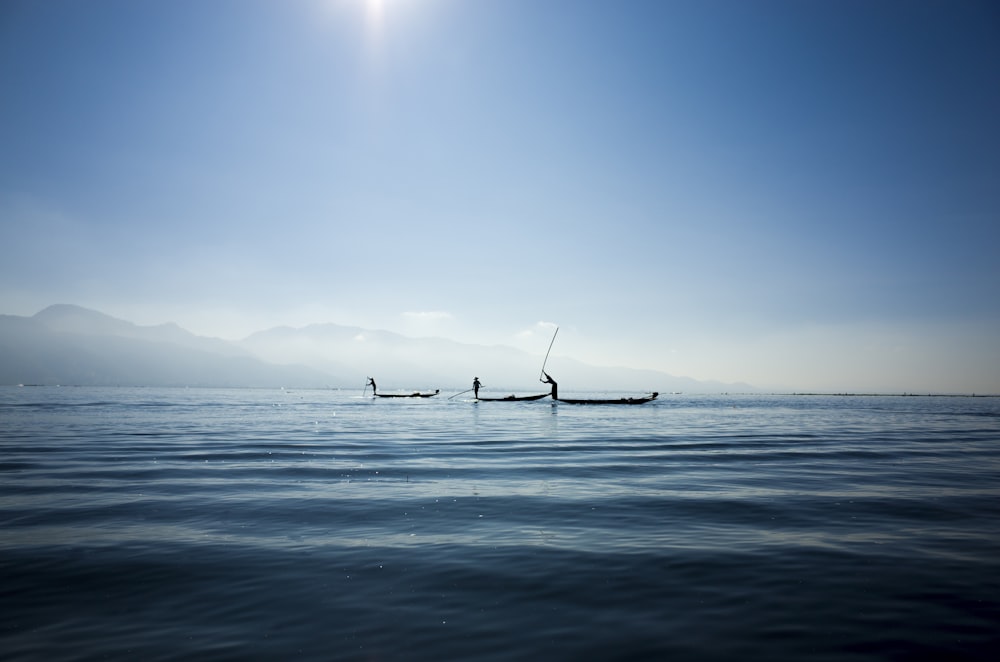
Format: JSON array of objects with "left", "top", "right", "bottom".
[
  {"left": 362, "top": 379, "right": 368, "bottom": 397},
  {"left": 448, "top": 388, "right": 474, "bottom": 400},
  {"left": 539, "top": 326, "right": 559, "bottom": 380}
]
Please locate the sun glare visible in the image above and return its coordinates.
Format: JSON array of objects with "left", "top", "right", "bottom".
[
  {"left": 366, "top": 0, "right": 385, "bottom": 26},
  {"left": 313, "top": 0, "right": 425, "bottom": 51},
  {"left": 362, "top": 0, "right": 388, "bottom": 52}
]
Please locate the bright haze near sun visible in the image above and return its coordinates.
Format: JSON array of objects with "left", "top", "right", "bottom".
[{"left": 1, "top": 0, "right": 998, "bottom": 393}]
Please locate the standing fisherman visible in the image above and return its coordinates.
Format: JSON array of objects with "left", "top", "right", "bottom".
[
  {"left": 473, "top": 377, "right": 482, "bottom": 398},
  {"left": 366, "top": 377, "right": 377, "bottom": 395},
  {"left": 540, "top": 372, "right": 558, "bottom": 400}
]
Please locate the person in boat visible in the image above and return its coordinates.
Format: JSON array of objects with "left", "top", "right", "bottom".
[
  {"left": 366, "top": 377, "right": 377, "bottom": 394},
  {"left": 473, "top": 377, "right": 482, "bottom": 398},
  {"left": 540, "top": 372, "right": 558, "bottom": 400}
]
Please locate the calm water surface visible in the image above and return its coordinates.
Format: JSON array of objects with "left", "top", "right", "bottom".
[{"left": 2, "top": 387, "right": 998, "bottom": 660}]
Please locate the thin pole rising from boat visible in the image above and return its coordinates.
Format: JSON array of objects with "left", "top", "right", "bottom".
[{"left": 540, "top": 326, "right": 559, "bottom": 380}]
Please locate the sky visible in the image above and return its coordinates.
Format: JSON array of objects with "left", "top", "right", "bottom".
[{"left": 1, "top": 0, "right": 998, "bottom": 393}]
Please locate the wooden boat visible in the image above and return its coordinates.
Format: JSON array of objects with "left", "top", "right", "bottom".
[
  {"left": 475, "top": 393, "right": 550, "bottom": 402},
  {"left": 366, "top": 377, "right": 438, "bottom": 398},
  {"left": 554, "top": 392, "right": 658, "bottom": 405},
  {"left": 540, "top": 371, "right": 657, "bottom": 405},
  {"left": 373, "top": 389, "right": 440, "bottom": 398}
]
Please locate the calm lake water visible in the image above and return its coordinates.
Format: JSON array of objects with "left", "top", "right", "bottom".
[{"left": 2, "top": 386, "right": 998, "bottom": 660}]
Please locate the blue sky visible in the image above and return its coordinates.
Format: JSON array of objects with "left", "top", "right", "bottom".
[{"left": 2, "top": 0, "right": 998, "bottom": 392}]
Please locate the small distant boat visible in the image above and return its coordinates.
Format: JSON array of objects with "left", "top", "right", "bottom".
[
  {"left": 373, "top": 389, "right": 440, "bottom": 399},
  {"left": 366, "top": 377, "right": 438, "bottom": 398},
  {"left": 554, "top": 393, "right": 658, "bottom": 405},
  {"left": 475, "top": 393, "right": 550, "bottom": 402}
]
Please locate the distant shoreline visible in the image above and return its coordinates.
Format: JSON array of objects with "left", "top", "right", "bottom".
[
  {"left": 6, "top": 383, "right": 999, "bottom": 398},
  {"left": 781, "top": 392, "right": 1000, "bottom": 398}
]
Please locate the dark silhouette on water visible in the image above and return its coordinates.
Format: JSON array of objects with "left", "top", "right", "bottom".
[
  {"left": 557, "top": 392, "right": 658, "bottom": 405},
  {"left": 475, "top": 392, "right": 550, "bottom": 402},
  {"left": 470, "top": 375, "right": 548, "bottom": 401},
  {"left": 367, "top": 377, "right": 439, "bottom": 398},
  {"left": 540, "top": 371, "right": 558, "bottom": 400},
  {"left": 542, "top": 372, "right": 657, "bottom": 404}
]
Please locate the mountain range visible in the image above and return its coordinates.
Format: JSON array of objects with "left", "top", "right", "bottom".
[{"left": 0, "top": 305, "right": 755, "bottom": 392}]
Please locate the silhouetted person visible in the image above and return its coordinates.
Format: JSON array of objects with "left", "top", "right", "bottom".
[
  {"left": 540, "top": 372, "right": 558, "bottom": 400},
  {"left": 366, "top": 377, "right": 377, "bottom": 394},
  {"left": 473, "top": 377, "right": 482, "bottom": 398}
]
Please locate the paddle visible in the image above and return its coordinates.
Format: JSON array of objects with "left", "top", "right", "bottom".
[{"left": 448, "top": 388, "right": 474, "bottom": 400}]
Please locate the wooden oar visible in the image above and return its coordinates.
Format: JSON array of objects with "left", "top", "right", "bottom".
[{"left": 448, "top": 388, "right": 474, "bottom": 400}]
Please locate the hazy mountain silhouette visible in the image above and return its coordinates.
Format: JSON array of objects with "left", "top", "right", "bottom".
[
  {"left": 0, "top": 305, "right": 756, "bottom": 392},
  {"left": 0, "top": 305, "right": 331, "bottom": 387},
  {"left": 239, "top": 324, "right": 754, "bottom": 393}
]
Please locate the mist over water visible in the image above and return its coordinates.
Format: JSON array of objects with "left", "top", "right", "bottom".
[{"left": 2, "top": 387, "right": 998, "bottom": 660}]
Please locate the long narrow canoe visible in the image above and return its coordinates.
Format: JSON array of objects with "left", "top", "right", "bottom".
[
  {"left": 554, "top": 392, "right": 658, "bottom": 405},
  {"left": 475, "top": 393, "right": 550, "bottom": 402},
  {"left": 373, "top": 390, "right": 440, "bottom": 398}
]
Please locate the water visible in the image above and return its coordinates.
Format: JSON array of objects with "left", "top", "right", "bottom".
[{"left": 2, "top": 387, "right": 998, "bottom": 660}]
